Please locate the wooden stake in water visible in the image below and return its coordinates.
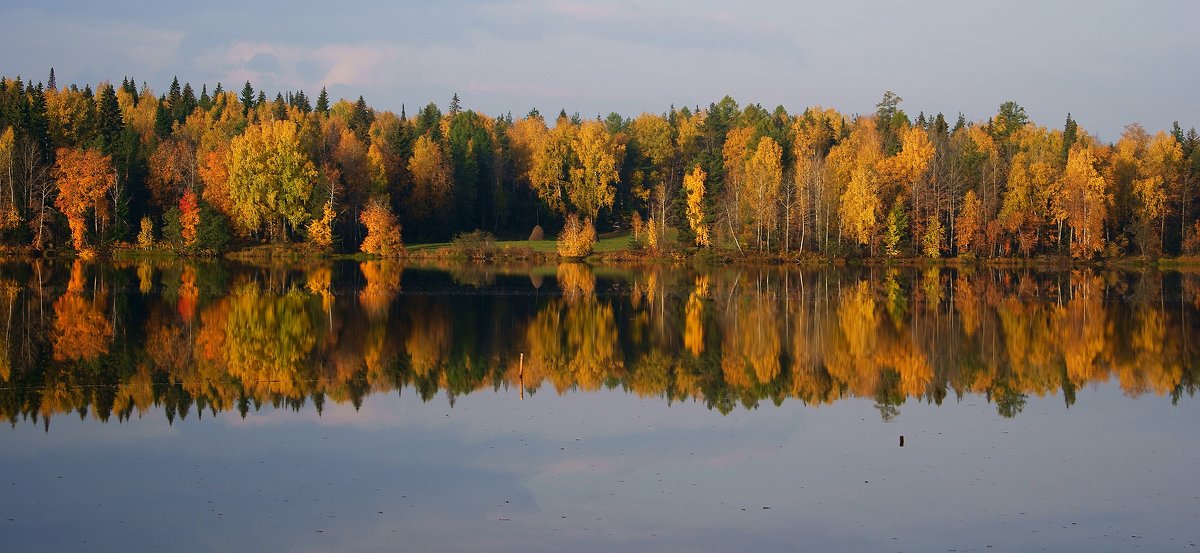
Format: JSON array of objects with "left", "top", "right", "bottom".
[{"left": 519, "top": 353, "right": 524, "bottom": 400}]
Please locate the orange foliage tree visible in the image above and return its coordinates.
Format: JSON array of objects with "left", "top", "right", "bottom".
[
  {"left": 179, "top": 189, "right": 200, "bottom": 246},
  {"left": 52, "top": 147, "right": 115, "bottom": 252},
  {"left": 359, "top": 197, "right": 403, "bottom": 256}
]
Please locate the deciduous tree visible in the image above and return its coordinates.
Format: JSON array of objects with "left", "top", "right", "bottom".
[{"left": 53, "top": 147, "right": 115, "bottom": 252}]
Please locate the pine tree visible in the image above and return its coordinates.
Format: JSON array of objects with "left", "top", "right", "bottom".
[
  {"left": 47, "top": 67, "right": 56, "bottom": 91},
  {"left": 449, "top": 93, "right": 461, "bottom": 116},
  {"left": 199, "top": 84, "right": 211, "bottom": 111},
  {"left": 213, "top": 82, "right": 224, "bottom": 96}
]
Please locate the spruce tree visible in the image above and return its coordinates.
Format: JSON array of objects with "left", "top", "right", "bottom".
[
  {"left": 1061, "top": 113, "right": 1078, "bottom": 164},
  {"left": 154, "top": 95, "right": 173, "bottom": 138},
  {"left": 168, "top": 77, "right": 182, "bottom": 113},
  {"left": 240, "top": 81, "right": 255, "bottom": 114},
  {"left": 293, "top": 90, "right": 311, "bottom": 113},
  {"left": 47, "top": 67, "right": 56, "bottom": 91},
  {"left": 96, "top": 84, "right": 123, "bottom": 155},
  {"left": 199, "top": 84, "right": 211, "bottom": 111},
  {"left": 316, "top": 87, "right": 329, "bottom": 114},
  {"left": 272, "top": 93, "right": 288, "bottom": 120},
  {"left": 179, "top": 82, "right": 196, "bottom": 122}
]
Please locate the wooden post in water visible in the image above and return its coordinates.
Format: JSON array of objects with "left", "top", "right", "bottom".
[{"left": 519, "top": 353, "right": 524, "bottom": 400}]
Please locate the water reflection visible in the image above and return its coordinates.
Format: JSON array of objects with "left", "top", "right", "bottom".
[{"left": 2, "top": 259, "right": 1199, "bottom": 428}]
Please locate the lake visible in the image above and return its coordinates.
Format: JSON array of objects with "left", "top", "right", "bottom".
[{"left": 1, "top": 260, "right": 1198, "bottom": 552}]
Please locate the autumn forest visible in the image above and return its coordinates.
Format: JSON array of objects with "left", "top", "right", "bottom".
[{"left": 1, "top": 71, "right": 1200, "bottom": 260}]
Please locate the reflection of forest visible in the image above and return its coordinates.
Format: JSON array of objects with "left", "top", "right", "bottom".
[{"left": 2, "top": 260, "right": 1200, "bottom": 428}]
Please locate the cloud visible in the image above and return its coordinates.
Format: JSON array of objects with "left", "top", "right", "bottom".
[
  {"left": 198, "top": 41, "right": 407, "bottom": 92},
  {"left": 0, "top": 7, "right": 184, "bottom": 84}
]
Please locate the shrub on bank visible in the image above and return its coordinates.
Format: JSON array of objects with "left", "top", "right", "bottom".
[
  {"left": 452, "top": 230, "right": 497, "bottom": 259},
  {"left": 556, "top": 214, "right": 596, "bottom": 258}
]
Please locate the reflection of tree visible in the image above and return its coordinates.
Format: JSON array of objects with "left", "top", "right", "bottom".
[
  {"left": 52, "top": 261, "right": 112, "bottom": 361},
  {"left": 684, "top": 275, "right": 708, "bottom": 357},
  {"left": 722, "top": 287, "right": 781, "bottom": 387},
  {"left": 223, "top": 282, "right": 317, "bottom": 397},
  {"left": 557, "top": 262, "right": 595, "bottom": 300},
  {"left": 306, "top": 266, "right": 334, "bottom": 315},
  {"left": 359, "top": 261, "right": 401, "bottom": 320},
  {"left": 405, "top": 298, "right": 452, "bottom": 377},
  {"left": 524, "top": 294, "right": 621, "bottom": 393},
  {"left": 0, "top": 278, "right": 19, "bottom": 381},
  {"left": 177, "top": 264, "right": 199, "bottom": 322},
  {"left": 9, "top": 262, "right": 1200, "bottom": 427}
]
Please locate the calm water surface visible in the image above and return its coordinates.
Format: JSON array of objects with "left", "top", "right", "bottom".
[{"left": 1, "top": 260, "right": 1198, "bottom": 552}]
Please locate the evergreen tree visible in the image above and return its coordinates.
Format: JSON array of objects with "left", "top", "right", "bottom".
[
  {"left": 292, "top": 90, "right": 311, "bottom": 113},
  {"left": 154, "top": 95, "right": 173, "bottom": 138},
  {"left": 953, "top": 112, "right": 966, "bottom": 133},
  {"left": 316, "top": 87, "right": 329, "bottom": 114},
  {"left": 876, "top": 90, "right": 905, "bottom": 155},
  {"left": 213, "top": 82, "right": 224, "bottom": 96},
  {"left": 25, "top": 84, "right": 50, "bottom": 160},
  {"left": 178, "top": 82, "right": 196, "bottom": 122},
  {"left": 95, "top": 84, "right": 124, "bottom": 155},
  {"left": 449, "top": 93, "right": 461, "bottom": 116},
  {"left": 415, "top": 102, "right": 442, "bottom": 142},
  {"left": 346, "top": 96, "right": 373, "bottom": 141},
  {"left": 932, "top": 113, "right": 949, "bottom": 138},
  {"left": 1062, "top": 113, "right": 1078, "bottom": 164},
  {"left": 240, "top": 81, "right": 255, "bottom": 114},
  {"left": 47, "top": 68, "right": 56, "bottom": 91},
  {"left": 255, "top": 91, "right": 266, "bottom": 108},
  {"left": 167, "top": 77, "right": 182, "bottom": 116},
  {"left": 199, "top": 84, "right": 211, "bottom": 111},
  {"left": 272, "top": 93, "right": 288, "bottom": 120}
]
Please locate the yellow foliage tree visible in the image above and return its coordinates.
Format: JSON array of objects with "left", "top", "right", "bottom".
[
  {"left": 407, "top": 134, "right": 452, "bottom": 221},
  {"left": 743, "top": 137, "right": 783, "bottom": 250},
  {"left": 1057, "top": 145, "right": 1111, "bottom": 257},
  {"left": 226, "top": 119, "right": 317, "bottom": 239},
  {"left": 556, "top": 213, "right": 596, "bottom": 258},
  {"left": 955, "top": 190, "right": 983, "bottom": 255},
  {"left": 568, "top": 120, "right": 623, "bottom": 219},
  {"left": 307, "top": 200, "right": 335, "bottom": 247},
  {"left": 683, "top": 164, "right": 709, "bottom": 246}
]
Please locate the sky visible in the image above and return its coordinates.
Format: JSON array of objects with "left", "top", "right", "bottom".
[{"left": 1, "top": 0, "right": 1197, "bottom": 140}]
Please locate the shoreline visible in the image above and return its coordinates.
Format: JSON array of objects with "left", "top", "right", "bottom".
[{"left": 4, "top": 243, "right": 1200, "bottom": 271}]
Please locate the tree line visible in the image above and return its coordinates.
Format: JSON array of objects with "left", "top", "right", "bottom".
[{"left": 2, "top": 70, "right": 1199, "bottom": 259}]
